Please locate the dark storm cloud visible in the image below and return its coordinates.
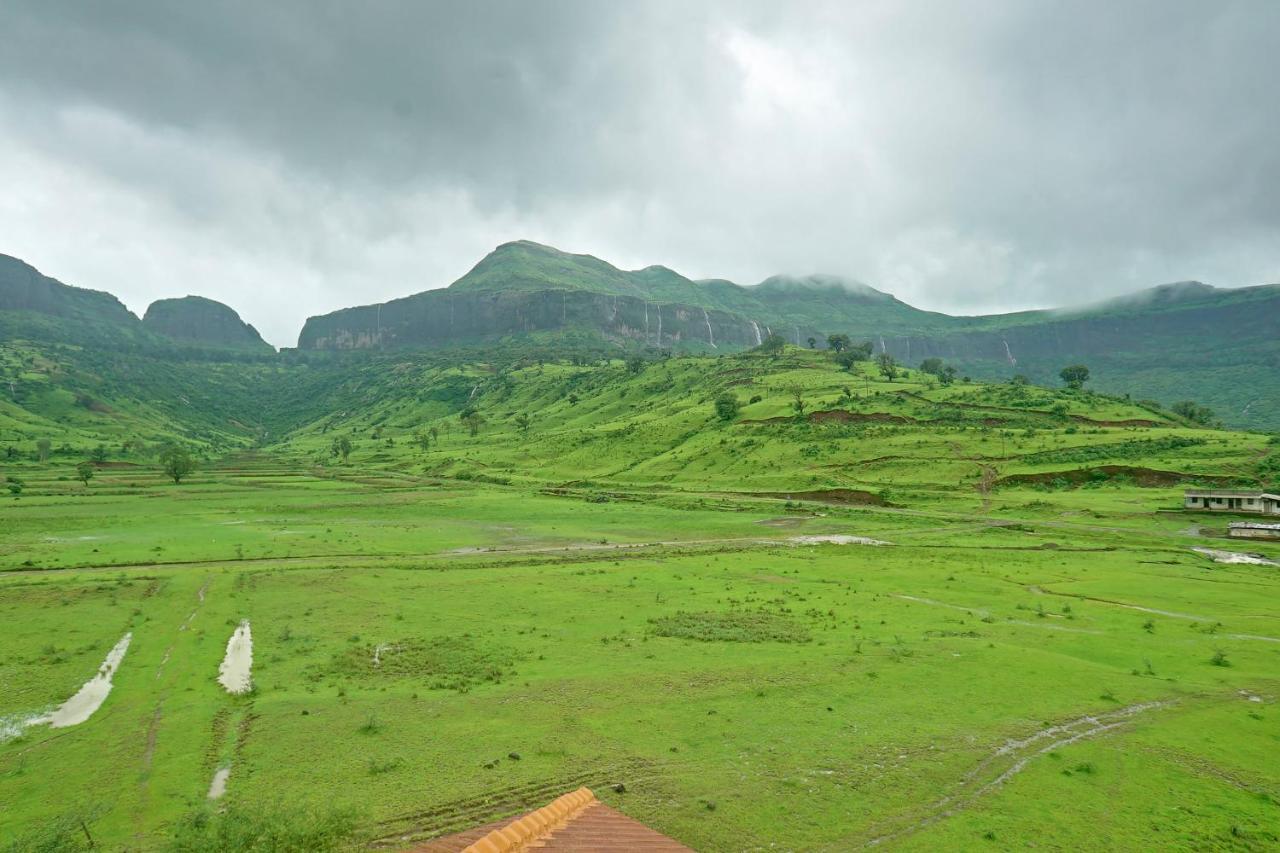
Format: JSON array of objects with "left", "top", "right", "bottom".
[{"left": 1, "top": 1, "right": 1276, "bottom": 345}]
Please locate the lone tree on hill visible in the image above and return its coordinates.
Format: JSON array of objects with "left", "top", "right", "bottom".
[
  {"left": 462, "top": 411, "right": 486, "bottom": 437},
  {"left": 514, "top": 413, "right": 532, "bottom": 435},
  {"left": 1059, "top": 364, "right": 1090, "bottom": 390},
  {"left": 714, "top": 392, "right": 741, "bottom": 422},
  {"left": 76, "top": 461, "right": 95, "bottom": 487},
  {"left": 1171, "top": 400, "right": 1215, "bottom": 426},
  {"left": 806, "top": 337, "right": 816, "bottom": 349},
  {"left": 787, "top": 385, "right": 806, "bottom": 417},
  {"left": 919, "top": 357, "right": 944, "bottom": 376},
  {"left": 36, "top": 438, "right": 51, "bottom": 462},
  {"left": 876, "top": 352, "right": 898, "bottom": 380},
  {"left": 826, "top": 334, "right": 851, "bottom": 353},
  {"left": 625, "top": 355, "right": 646, "bottom": 374},
  {"left": 920, "top": 358, "right": 958, "bottom": 386},
  {"left": 159, "top": 444, "right": 195, "bottom": 484},
  {"left": 330, "top": 435, "right": 352, "bottom": 463}
]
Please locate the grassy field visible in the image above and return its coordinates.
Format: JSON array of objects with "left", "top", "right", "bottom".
[{"left": 2, "top": 350, "right": 1279, "bottom": 851}]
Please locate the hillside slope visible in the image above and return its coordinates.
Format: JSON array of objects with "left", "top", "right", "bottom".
[
  {"left": 143, "top": 295, "right": 273, "bottom": 352},
  {"left": 274, "top": 346, "right": 1277, "bottom": 502},
  {"left": 296, "top": 242, "right": 1280, "bottom": 429}
]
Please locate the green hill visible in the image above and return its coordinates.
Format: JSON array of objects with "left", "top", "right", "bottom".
[
  {"left": 4, "top": 246, "right": 1278, "bottom": 430},
  {"left": 143, "top": 295, "right": 274, "bottom": 352},
  {"left": 297, "top": 242, "right": 1280, "bottom": 429}
]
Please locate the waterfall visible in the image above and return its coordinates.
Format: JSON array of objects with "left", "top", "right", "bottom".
[
  {"left": 656, "top": 304, "right": 662, "bottom": 345},
  {"left": 703, "top": 308, "right": 717, "bottom": 348},
  {"left": 795, "top": 326, "right": 801, "bottom": 346},
  {"left": 749, "top": 320, "right": 762, "bottom": 346},
  {"left": 644, "top": 302, "right": 649, "bottom": 339},
  {"left": 879, "top": 336, "right": 887, "bottom": 353},
  {"left": 1003, "top": 338, "right": 1017, "bottom": 366}
]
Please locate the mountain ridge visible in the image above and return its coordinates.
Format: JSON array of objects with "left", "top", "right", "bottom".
[{"left": 3, "top": 244, "right": 1278, "bottom": 428}]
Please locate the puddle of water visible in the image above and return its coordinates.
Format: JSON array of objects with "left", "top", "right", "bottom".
[
  {"left": 789, "top": 534, "right": 891, "bottom": 546},
  {"left": 47, "top": 633, "right": 132, "bottom": 728},
  {"left": 217, "top": 621, "right": 253, "bottom": 695},
  {"left": 208, "top": 766, "right": 231, "bottom": 800},
  {"left": 0, "top": 633, "right": 133, "bottom": 740},
  {"left": 1192, "top": 547, "right": 1278, "bottom": 566},
  {"left": 0, "top": 712, "right": 50, "bottom": 742}
]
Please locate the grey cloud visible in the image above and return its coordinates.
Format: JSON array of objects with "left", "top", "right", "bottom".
[{"left": 0, "top": 0, "right": 1276, "bottom": 345}]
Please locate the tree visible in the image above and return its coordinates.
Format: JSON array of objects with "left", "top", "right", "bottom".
[
  {"left": 826, "top": 334, "right": 851, "bottom": 353},
  {"left": 755, "top": 334, "right": 786, "bottom": 355},
  {"left": 939, "top": 365, "right": 958, "bottom": 386},
  {"left": 1059, "top": 364, "right": 1090, "bottom": 390},
  {"left": 159, "top": 444, "right": 195, "bottom": 484},
  {"left": 1172, "top": 400, "right": 1215, "bottom": 425},
  {"left": 36, "top": 438, "right": 51, "bottom": 462},
  {"left": 76, "top": 461, "right": 95, "bottom": 486},
  {"left": 413, "top": 430, "right": 430, "bottom": 452},
  {"left": 462, "top": 411, "right": 486, "bottom": 437},
  {"left": 919, "top": 357, "right": 944, "bottom": 376},
  {"left": 625, "top": 355, "right": 646, "bottom": 374},
  {"left": 90, "top": 444, "right": 109, "bottom": 463},
  {"left": 6, "top": 475, "right": 23, "bottom": 496},
  {"left": 330, "top": 435, "right": 352, "bottom": 463},
  {"left": 714, "top": 392, "right": 740, "bottom": 422},
  {"left": 429, "top": 426, "right": 439, "bottom": 446},
  {"left": 806, "top": 337, "right": 816, "bottom": 349},
  {"left": 514, "top": 413, "right": 532, "bottom": 435},
  {"left": 876, "top": 352, "right": 898, "bottom": 380},
  {"left": 787, "top": 385, "right": 806, "bottom": 417}
]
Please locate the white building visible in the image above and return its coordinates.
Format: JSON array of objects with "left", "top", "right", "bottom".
[{"left": 1183, "top": 489, "right": 1280, "bottom": 515}]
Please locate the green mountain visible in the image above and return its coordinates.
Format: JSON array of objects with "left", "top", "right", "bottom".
[
  {"left": 297, "top": 241, "right": 1280, "bottom": 429},
  {"left": 143, "top": 295, "right": 273, "bottom": 352},
  {"left": 3, "top": 245, "right": 1278, "bottom": 430},
  {"left": 0, "top": 253, "right": 147, "bottom": 347}
]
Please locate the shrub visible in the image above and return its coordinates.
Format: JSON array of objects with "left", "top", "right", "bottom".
[{"left": 167, "top": 802, "right": 361, "bottom": 852}]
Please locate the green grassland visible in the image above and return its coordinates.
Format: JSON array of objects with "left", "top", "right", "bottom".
[{"left": 2, "top": 347, "right": 1279, "bottom": 851}]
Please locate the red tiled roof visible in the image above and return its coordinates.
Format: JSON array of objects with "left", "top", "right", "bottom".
[{"left": 408, "top": 787, "right": 692, "bottom": 852}]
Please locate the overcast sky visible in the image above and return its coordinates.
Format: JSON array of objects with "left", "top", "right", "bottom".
[{"left": 1, "top": 1, "right": 1277, "bottom": 346}]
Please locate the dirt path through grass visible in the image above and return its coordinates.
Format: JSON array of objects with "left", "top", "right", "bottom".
[{"left": 860, "top": 699, "right": 1177, "bottom": 848}]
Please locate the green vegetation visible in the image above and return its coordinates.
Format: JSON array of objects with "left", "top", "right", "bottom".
[{"left": 2, "top": 325, "right": 1279, "bottom": 849}]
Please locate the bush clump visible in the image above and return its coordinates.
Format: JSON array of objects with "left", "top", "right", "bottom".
[
  {"left": 330, "top": 635, "right": 517, "bottom": 692},
  {"left": 650, "top": 610, "right": 811, "bottom": 644}
]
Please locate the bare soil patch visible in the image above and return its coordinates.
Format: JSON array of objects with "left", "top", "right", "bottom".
[
  {"left": 750, "top": 488, "right": 893, "bottom": 506},
  {"left": 996, "top": 465, "right": 1235, "bottom": 489}
]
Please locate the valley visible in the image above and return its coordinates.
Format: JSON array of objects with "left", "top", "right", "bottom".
[{"left": 2, "top": 341, "right": 1278, "bottom": 850}]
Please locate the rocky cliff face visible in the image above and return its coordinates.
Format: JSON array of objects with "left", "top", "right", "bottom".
[
  {"left": 0, "top": 254, "right": 138, "bottom": 326},
  {"left": 143, "top": 296, "right": 273, "bottom": 351},
  {"left": 297, "top": 287, "right": 824, "bottom": 351}
]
